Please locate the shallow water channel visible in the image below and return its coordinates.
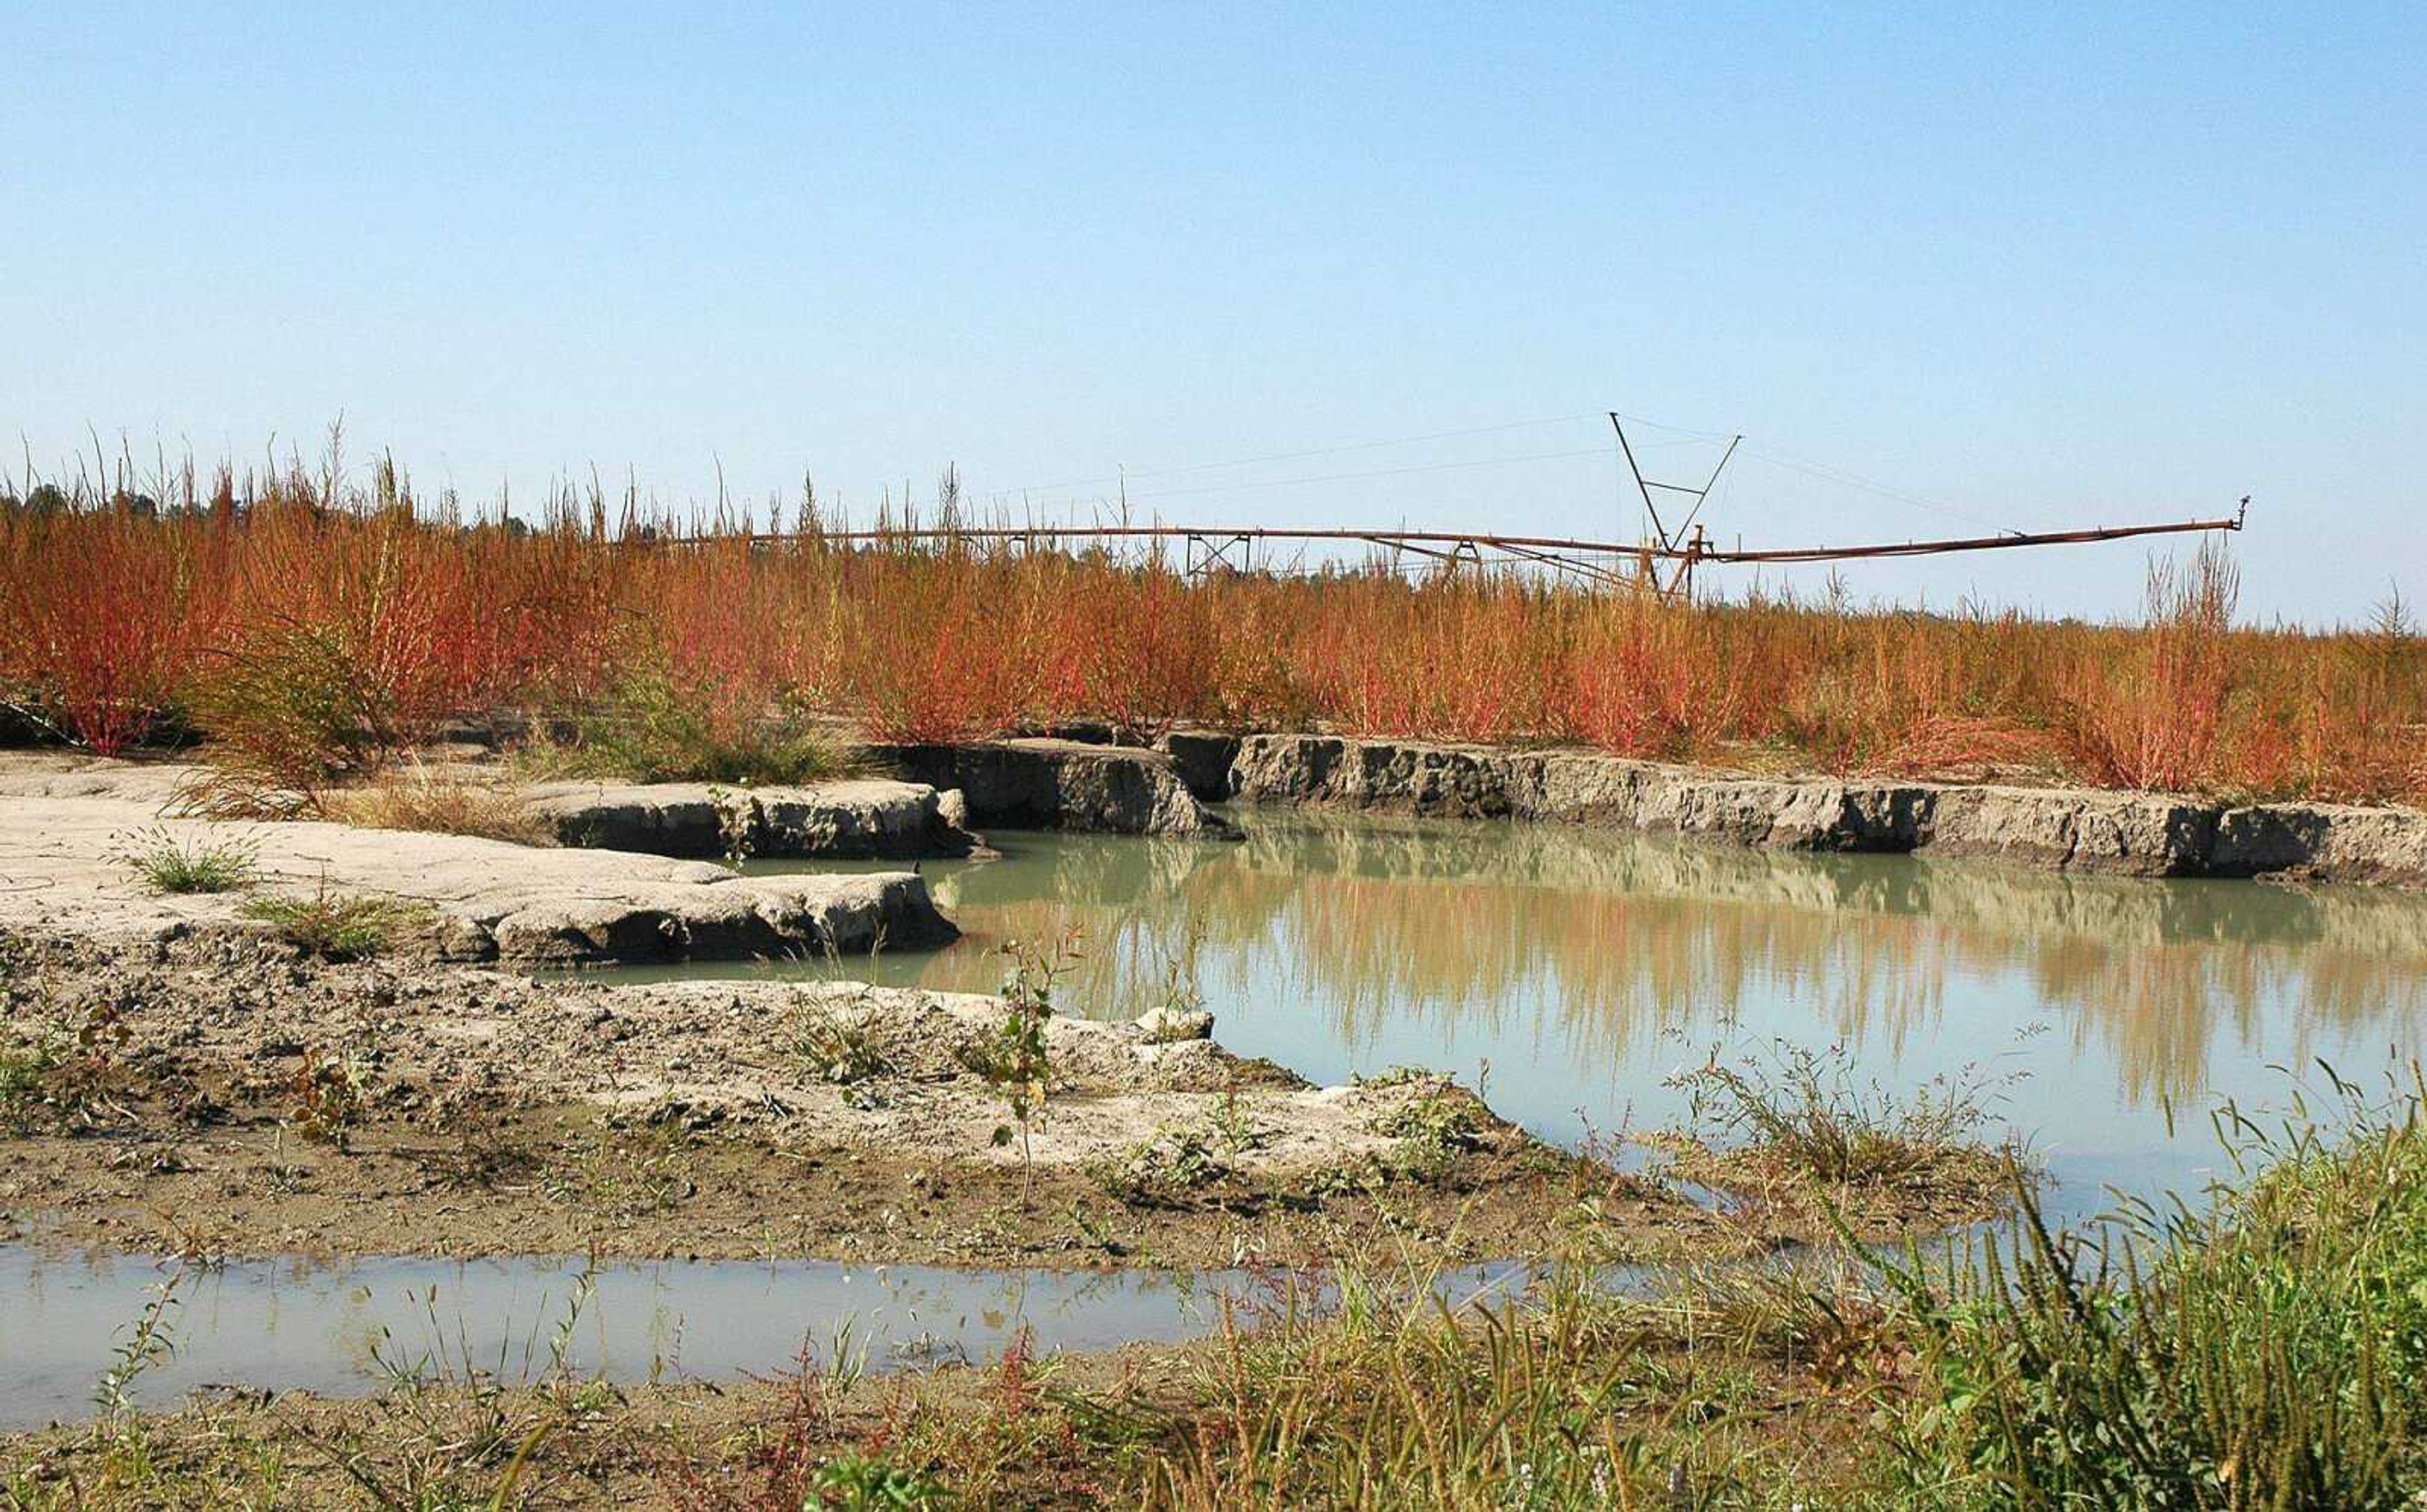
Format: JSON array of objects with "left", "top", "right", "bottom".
[
  {"left": 9, "top": 1249, "right": 1543, "bottom": 1430},
  {"left": 16, "top": 809, "right": 2426, "bottom": 1424}
]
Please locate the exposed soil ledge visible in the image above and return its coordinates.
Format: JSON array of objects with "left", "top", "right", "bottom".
[
  {"left": 519, "top": 777, "right": 985, "bottom": 859},
  {"left": 0, "top": 780, "right": 954, "bottom": 965},
  {"left": 1227, "top": 734, "right": 2427, "bottom": 886},
  {"left": 0, "top": 934, "right": 1701, "bottom": 1270},
  {"left": 884, "top": 739, "right": 1241, "bottom": 840}
]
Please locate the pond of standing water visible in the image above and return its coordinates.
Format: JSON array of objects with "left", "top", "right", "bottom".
[
  {"left": 687, "top": 809, "right": 2427, "bottom": 1224},
  {"left": 17, "top": 811, "right": 2422, "bottom": 1425}
]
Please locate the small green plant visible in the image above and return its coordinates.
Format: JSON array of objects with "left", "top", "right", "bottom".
[
  {"left": 418, "top": 1086, "right": 535, "bottom": 1188},
  {"left": 808, "top": 1451, "right": 952, "bottom": 1509},
  {"left": 961, "top": 931, "right": 1081, "bottom": 1203},
  {"left": 0, "top": 998, "right": 132, "bottom": 1134},
  {"left": 240, "top": 883, "right": 427, "bottom": 959},
  {"left": 1208, "top": 1083, "right": 1266, "bottom": 1157},
  {"left": 794, "top": 995, "right": 892, "bottom": 1087},
  {"left": 1373, "top": 1077, "right": 1485, "bottom": 1182},
  {"left": 92, "top": 1271, "right": 183, "bottom": 1438},
  {"left": 112, "top": 823, "right": 259, "bottom": 894},
  {"left": 542, "top": 1120, "right": 698, "bottom": 1219},
  {"left": 1092, "top": 1125, "right": 1228, "bottom": 1207},
  {"left": 0, "top": 1037, "right": 58, "bottom": 1135}
]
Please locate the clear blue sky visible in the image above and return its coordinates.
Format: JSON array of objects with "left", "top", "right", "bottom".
[{"left": 6, "top": 4, "right": 2419, "bottom": 623}]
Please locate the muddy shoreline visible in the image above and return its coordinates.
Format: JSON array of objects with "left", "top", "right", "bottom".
[{"left": 0, "top": 932, "right": 1722, "bottom": 1270}]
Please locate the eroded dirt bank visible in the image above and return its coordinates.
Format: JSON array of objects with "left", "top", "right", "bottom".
[
  {"left": 0, "top": 761, "right": 952, "bottom": 964},
  {"left": 0, "top": 932, "right": 1700, "bottom": 1269},
  {"left": 1225, "top": 733, "right": 2427, "bottom": 885}
]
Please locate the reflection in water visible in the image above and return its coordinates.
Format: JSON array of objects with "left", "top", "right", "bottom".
[
  {"left": 729, "top": 814, "right": 2427, "bottom": 1208},
  {"left": 0, "top": 1247, "right": 1214, "bottom": 1430},
  {"left": 0, "top": 1245, "right": 1531, "bottom": 1430}
]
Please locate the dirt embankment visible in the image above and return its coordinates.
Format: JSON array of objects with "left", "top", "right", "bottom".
[
  {"left": 0, "top": 759, "right": 952, "bottom": 965},
  {"left": 1222, "top": 733, "right": 2427, "bottom": 886},
  {"left": 0, "top": 933, "right": 1700, "bottom": 1269}
]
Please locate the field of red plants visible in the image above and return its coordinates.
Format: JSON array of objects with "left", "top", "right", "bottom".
[{"left": 2, "top": 461, "right": 2421, "bottom": 806}]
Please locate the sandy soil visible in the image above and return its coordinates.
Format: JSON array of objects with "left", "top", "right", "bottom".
[
  {"left": 0, "top": 931, "right": 1708, "bottom": 1269},
  {"left": 0, "top": 756, "right": 949, "bottom": 964}
]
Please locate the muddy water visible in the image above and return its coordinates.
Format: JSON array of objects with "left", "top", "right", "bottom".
[
  {"left": 697, "top": 812, "right": 2427, "bottom": 1221},
  {"left": 5, "top": 1247, "right": 1545, "bottom": 1430}
]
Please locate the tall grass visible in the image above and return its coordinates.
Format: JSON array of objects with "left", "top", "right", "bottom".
[
  {"left": 3, "top": 454, "right": 2419, "bottom": 804},
  {"left": 1882, "top": 1068, "right": 2427, "bottom": 1508}
]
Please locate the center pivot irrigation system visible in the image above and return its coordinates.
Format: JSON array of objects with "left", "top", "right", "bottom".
[{"left": 678, "top": 413, "right": 2248, "bottom": 598}]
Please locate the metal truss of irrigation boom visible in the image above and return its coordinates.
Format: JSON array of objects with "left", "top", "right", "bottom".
[{"left": 658, "top": 412, "right": 2249, "bottom": 598}]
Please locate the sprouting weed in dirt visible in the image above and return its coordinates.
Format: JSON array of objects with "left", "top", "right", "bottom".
[
  {"left": 1373, "top": 1076, "right": 1485, "bottom": 1182},
  {"left": 961, "top": 929, "right": 1081, "bottom": 1204},
  {"left": 240, "top": 880, "right": 429, "bottom": 960},
  {"left": 543, "top": 1120, "right": 698, "bottom": 1219},
  {"left": 808, "top": 1451, "right": 951, "bottom": 1509},
  {"left": 92, "top": 1269, "right": 182, "bottom": 1436},
  {"left": 0, "top": 1036, "right": 59, "bottom": 1135},
  {"left": 793, "top": 991, "right": 892, "bottom": 1089},
  {"left": 1, "top": 996, "right": 133, "bottom": 1134},
  {"left": 1092, "top": 1125, "right": 1228, "bottom": 1207},
  {"left": 157, "top": 1211, "right": 231, "bottom": 1271},
  {"left": 111, "top": 823, "right": 259, "bottom": 894},
  {"left": 420, "top": 1085, "right": 534, "bottom": 1188},
  {"left": 1208, "top": 1082, "right": 1267, "bottom": 1157},
  {"left": 287, "top": 1046, "right": 370, "bottom": 1150}
]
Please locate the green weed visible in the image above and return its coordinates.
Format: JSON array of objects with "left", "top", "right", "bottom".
[
  {"left": 793, "top": 996, "right": 893, "bottom": 1089},
  {"left": 239, "top": 884, "right": 428, "bottom": 960},
  {"left": 531, "top": 662, "right": 847, "bottom": 786},
  {"left": 110, "top": 824, "right": 258, "bottom": 895},
  {"left": 1880, "top": 1065, "right": 2427, "bottom": 1508},
  {"left": 959, "top": 931, "right": 1081, "bottom": 1203}
]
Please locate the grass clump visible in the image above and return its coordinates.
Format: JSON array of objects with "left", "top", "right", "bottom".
[
  {"left": 792, "top": 996, "right": 893, "bottom": 1089},
  {"left": 238, "top": 885, "right": 428, "bottom": 960},
  {"left": 321, "top": 764, "right": 552, "bottom": 845},
  {"left": 531, "top": 662, "right": 849, "bottom": 786},
  {"left": 1656, "top": 1039, "right": 2024, "bottom": 1234},
  {"left": 1142, "top": 1266, "right": 1783, "bottom": 1508},
  {"left": 110, "top": 824, "right": 258, "bottom": 894}
]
